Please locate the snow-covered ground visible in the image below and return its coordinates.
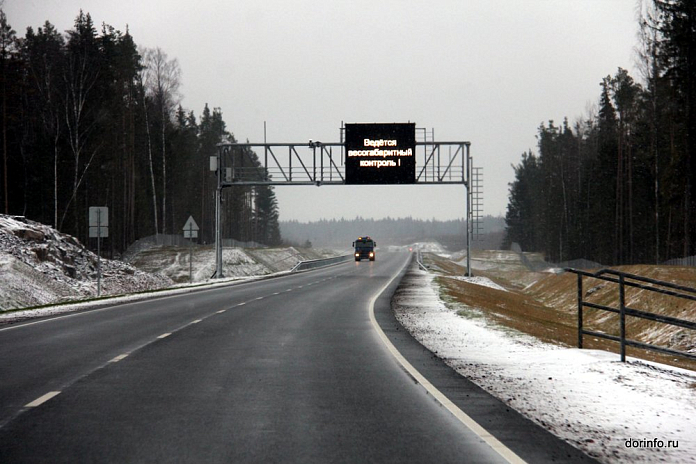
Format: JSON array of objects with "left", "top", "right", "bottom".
[
  {"left": 442, "top": 275, "right": 508, "bottom": 292},
  {"left": 0, "top": 214, "right": 344, "bottom": 312},
  {"left": 410, "top": 241, "right": 451, "bottom": 257},
  {"left": 393, "top": 263, "right": 696, "bottom": 463},
  {"left": 0, "top": 215, "right": 171, "bottom": 310},
  {"left": 0, "top": 272, "right": 277, "bottom": 325}
]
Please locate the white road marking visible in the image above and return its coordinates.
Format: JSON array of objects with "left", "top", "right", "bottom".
[
  {"left": 25, "top": 391, "right": 61, "bottom": 408},
  {"left": 157, "top": 333, "right": 171, "bottom": 339},
  {"left": 109, "top": 354, "right": 129, "bottom": 363},
  {"left": 237, "top": 302, "right": 246, "bottom": 306},
  {"left": 216, "top": 309, "right": 226, "bottom": 314},
  {"left": 191, "top": 319, "right": 202, "bottom": 324},
  {"left": 256, "top": 297, "right": 264, "bottom": 300},
  {"left": 367, "top": 260, "right": 527, "bottom": 464},
  {"left": 272, "top": 292, "right": 280, "bottom": 295}
]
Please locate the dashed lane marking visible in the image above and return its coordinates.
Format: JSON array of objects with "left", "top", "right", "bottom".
[
  {"left": 109, "top": 354, "right": 129, "bottom": 363},
  {"left": 25, "top": 391, "right": 61, "bottom": 408},
  {"left": 216, "top": 309, "right": 226, "bottom": 314},
  {"left": 157, "top": 333, "right": 171, "bottom": 339}
]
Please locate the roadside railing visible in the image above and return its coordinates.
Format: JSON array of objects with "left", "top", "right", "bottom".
[
  {"left": 565, "top": 268, "right": 696, "bottom": 362},
  {"left": 416, "top": 250, "right": 428, "bottom": 271},
  {"left": 291, "top": 255, "right": 353, "bottom": 272}
]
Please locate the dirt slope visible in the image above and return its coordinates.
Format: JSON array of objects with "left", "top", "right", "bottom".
[{"left": 425, "top": 250, "right": 696, "bottom": 371}]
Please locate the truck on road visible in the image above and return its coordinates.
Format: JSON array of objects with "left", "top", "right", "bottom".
[{"left": 353, "top": 236, "right": 376, "bottom": 261}]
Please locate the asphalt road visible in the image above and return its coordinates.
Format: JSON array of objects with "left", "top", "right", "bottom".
[{"left": 0, "top": 252, "right": 595, "bottom": 463}]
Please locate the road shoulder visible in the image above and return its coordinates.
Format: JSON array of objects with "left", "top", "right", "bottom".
[{"left": 372, "top": 257, "right": 598, "bottom": 464}]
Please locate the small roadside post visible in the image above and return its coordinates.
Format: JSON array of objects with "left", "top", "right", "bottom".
[
  {"left": 183, "top": 216, "right": 199, "bottom": 282},
  {"left": 89, "top": 206, "right": 109, "bottom": 297}
]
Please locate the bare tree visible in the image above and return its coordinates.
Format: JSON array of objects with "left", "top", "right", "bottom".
[
  {"left": 60, "top": 11, "right": 101, "bottom": 230},
  {"left": 137, "top": 60, "right": 158, "bottom": 236},
  {"left": 141, "top": 47, "right": 180, "bottom": 234}
]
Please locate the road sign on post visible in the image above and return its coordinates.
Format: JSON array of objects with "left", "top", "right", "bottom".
[
  {"left": 183, "top": 216, "right": 199, "bottom": 238},
  {"left": 183, "top": 216, "right": 199, "bottom": 282},
  {"left": 89, "top": 206, "right": 109, "bottom": 238},
  {"left": 88, "top": 206, "right": 108, "bottom": 297}
]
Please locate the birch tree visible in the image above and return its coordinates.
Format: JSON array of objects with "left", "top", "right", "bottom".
[
  {"left": 136, "top": 62, "right": 158, "bottom": 236},
  {"left": 60, "top": 11, "right": 100, "bottom": 230},
  {"left": 141, "top": 47, "right": 180, "bottom": 234}
]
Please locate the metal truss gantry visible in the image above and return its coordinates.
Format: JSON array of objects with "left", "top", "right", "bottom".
[
  {"left": 212, "top": 139, "right": 476, "bottom": 277},
  {"left": 215, "top": 141, "right": 470, "bottom": 186}
]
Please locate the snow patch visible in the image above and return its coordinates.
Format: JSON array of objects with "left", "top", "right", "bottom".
[
  {"left": 1, "top": 215, "right": 172, "bottom": 310},
  {"left": 443, "top": 275, "right": 508, "bottom": 292},
  {"left": 393, "top": 264, "right": 696, "bottom": 463}
]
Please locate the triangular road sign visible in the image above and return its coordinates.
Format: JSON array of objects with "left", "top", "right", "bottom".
[{"left": 183, "top": 216, "right": 199, "bottom": 231}]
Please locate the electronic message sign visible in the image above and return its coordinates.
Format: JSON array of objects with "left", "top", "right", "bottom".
[{"left": 345, "top": 123, "right": 416, "bottom": 184}]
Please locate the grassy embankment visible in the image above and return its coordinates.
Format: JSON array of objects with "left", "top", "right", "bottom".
[{"left": 424, "top": 250, "right": 696, "bottom": 372}]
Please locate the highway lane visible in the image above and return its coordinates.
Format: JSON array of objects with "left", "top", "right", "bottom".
[
  {"left": 0, "top": 260, "right": 353, "bottom": 427},
  {"left": 0, "top": 252, "right": 511, "bottom": 462},
  {"left": 0, "top": 251, "right": 594, "bottom": 463}
]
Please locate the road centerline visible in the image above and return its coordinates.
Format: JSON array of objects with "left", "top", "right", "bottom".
[{"left": 25, "top": 392, "right": 61, "bottom": 408}]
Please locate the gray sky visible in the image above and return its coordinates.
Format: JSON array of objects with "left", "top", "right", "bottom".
[{"left": 6, "top": 0, "right": 640, "bottom": 222}]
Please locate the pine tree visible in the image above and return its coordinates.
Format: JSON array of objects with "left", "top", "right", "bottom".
[
  {"left": 22, "top": 21, "right": 65, "bottom": 227},
  {"left": 654, "top": 0, "right": 696, "bottom": 256},
  {"left": 256, "top": 183, "right": 281, "bottom": 245},
  {"left": 0, "top": 8, "right": 17, "bottom": 215}
]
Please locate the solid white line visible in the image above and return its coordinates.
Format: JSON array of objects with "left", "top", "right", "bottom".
[
  {"left": 157, "top": 333, "right": 171, "bottom": 339},
  {"left": 25, "top": 391, "right": 61, "bottom": 408},
  {"left": 109, "top": 354, "right": 129, "bottom": 363},
  {"left": 367, "top": 259, "right": 527, "bottom": 464}
]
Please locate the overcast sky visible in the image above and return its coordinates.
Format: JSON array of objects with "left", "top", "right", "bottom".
[{"left": 6, "top": 0, "right": 641, "bottom": 222}]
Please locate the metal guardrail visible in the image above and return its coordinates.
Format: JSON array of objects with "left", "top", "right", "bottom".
[
  {"left": 662, "top": 254, "right": 696, "bottom": 267},
  {"left": 565, "top": 268, "right": 696, "bottom": 362},
  {"left": 290, "top": 255, "right": 353, "bottom": 272},
  {"left": 416, "top": 250, "right": 428, "bottom": 271}
]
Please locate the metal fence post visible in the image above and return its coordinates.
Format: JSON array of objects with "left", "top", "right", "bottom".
[
  {"left": 465, "top": 143, "right": 472, "bottom": 277},
  {"left": 577, "top": 273, "right": 583, "bottom": 349},
  {"left": 619, "top": 274, "right": 626, "bottom": 362}
]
